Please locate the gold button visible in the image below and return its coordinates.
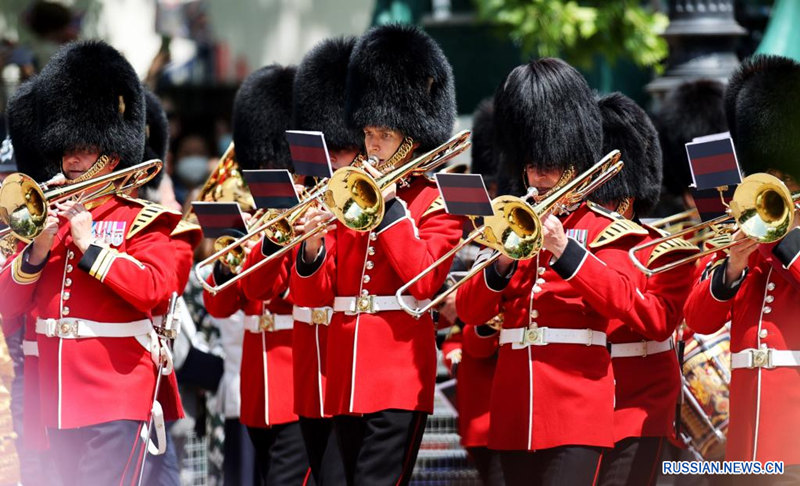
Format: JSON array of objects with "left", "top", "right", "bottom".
[
  {"left": 362, "top": 275, "right": 370, "bottom": 283},
  {"left": 62, "top": 307, "right": 70, "bottom": 316},
  {"left": 536, "top": 278, "right": 545, "bottom": 285},
  {"left": 366, "top": 261, "right": 374, "bottom": 270},
  {"left": 763, "top": 306, "right": 772, "bottom": 314},
  {"left": 65, "top": 278, "right": 73, "bottom": 286},
  {"left": 537, "top": 267, "right": 545, "bottom": 275},
  {"left": 361, "top": 289, "right": 369, "bottom": 296},
  {"left": 531, "top": 310, "right": 539, "bottom": 318},
  {"left": 63, "top": 292, "right": 70, "bottom": 301},
  {"left": 369, "top": 233, "right": 377, "bottom": 241},
  {"left": 66, "top": 264, "right": 73, "bottom": 273},
  {"left": 759, "top": 329, "right": 768, "bottom": 339},
  {"left": 368, "top": 247, "right": 376, "bottom": 256},
  {"left": 533, "top": 285, "right": 542, "bottom": 293},
  {"left": 765, "top": 295, "right": 774, "bottom": 303},
  {"left": 531, "top": 321, "right": 538, "bottom": 328},
  {"left": 768, "top": 282, "right": 776, "bottom": 291},
  {"left": 67, "top": 251, "right": 75, "bottom": 259}
]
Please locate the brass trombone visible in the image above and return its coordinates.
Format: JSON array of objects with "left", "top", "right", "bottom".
[
  {"left": 396, "top": 150, "right": 625, "bottom": 318},
  {"left": 0, "top": 159, "right": 162, "bottom": 242},
  {"left": 629, "top": 173, "right": 800, "bottom": 276},
  {"left": 196, "top": 130, "right": 472, "bottom": 294}
]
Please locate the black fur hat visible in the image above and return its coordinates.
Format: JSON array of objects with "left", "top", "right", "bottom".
[
  {"left": 470, "top": 98, "right": 497, "bottom": 180},
  {"left": 294, "top": 37, "right": 362, "bottom": 152},
  {"left": 36, "top": 40, "right": 146, "bottom": 173},
  {"left": 494, "top": 58, "right": 602, "bottom": 177},
  {"left": 141, "top": 89, "right": 169, "bottom": 189},
  {"left": 655, "top": 79, "right": 727, "bottom": 196},
  {"left": 725, "top": 55, "right": 800, "bottom": 181},
  {"left": 232, "top": 64, "right": 296, "bottom": 171},
  {"left": 345, "top": 24, "right": 456, "bottom": 152},
  {"left": 7, "top": 78, "right": 61, "bottom": 183},
  {"left": 593, "top": 93, "right": 663, "bottom": 217}
]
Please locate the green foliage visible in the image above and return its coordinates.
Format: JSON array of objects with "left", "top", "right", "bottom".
[{"left": 474, "top": 0, "right": 668, "bottom": 71}]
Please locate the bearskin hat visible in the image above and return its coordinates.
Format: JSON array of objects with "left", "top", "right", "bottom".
[
  {"left": 470, "top": 98, "right": 497, "bottom": 180},
  {"left": 294, "top": 37, "right": 362, "bottom": 152},
  {"left": 35, "top": 41, "right": 145, "bottom": 173},
  {"left": 725, "top": 55, "right": 800, "bottom": 181},
  {"left": 6, "top": 79, "right": 60, "bottom": 183},
  {"left": 592, "top": 93, "right": 663, "bottom": 217},
  {"left": 494, "top": 58, "right": 602, "bottom": 177},
  {"left": 654, "top": 79, "right": 727, "bottom": 196},
  {"left": 345, "top": 24, "right": 456, "bottom": 152},
  {"left": 232, "top": 64, "right": 296, "bottom": 171}
]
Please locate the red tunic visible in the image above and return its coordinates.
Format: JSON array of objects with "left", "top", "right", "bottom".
[
  {"left": 684, "top": 228, "right": 800, "bottom": 464},
  {"left": 0, "top": 195, "right": 182, "bottom": 429},
  {"left": 607, "top": 224, "right": 695, "bottom": 442},
  {"left": 455, "top": 203, "right": 646, "bottom": 451},
  {"left": 442, "top": 323, "right": 498, "bottom": 448},
  {"left": 291, "top": 177, "right": 463, "bottom": 415},
  {"left": 203, "top": 269, "right": 297, "bottom": 428}
]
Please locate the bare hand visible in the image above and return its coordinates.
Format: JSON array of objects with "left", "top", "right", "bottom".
[
  {"left": 437, "top": 292, "right": 458, "bottom": 327},
  {"left": 363, "top": 163, "right": 396, "bottom": 202},
  {"left": 296, "top": 207, "right": 335, "bottom": 262},
  {"left": 56, "top": 201, "right": 93, "bottom": 253},
  {"left": 725, "top": 230, "right": 758, "bottom": 284},
  {"left": 30, "top": 213, "right": 60, "bottom": 265},
  {"left": 542, "top": 214, "right": 568, "bottom": 258},
  {"left": 494, "top": 253, "right": 515, "bottom": 276}
]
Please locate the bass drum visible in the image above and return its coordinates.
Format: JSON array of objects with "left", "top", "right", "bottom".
[{"left": 680, "top": 326, "right": 731, "bottom": 460}]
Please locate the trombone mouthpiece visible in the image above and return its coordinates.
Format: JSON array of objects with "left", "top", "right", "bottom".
[{"left": 367, "top": 155, "right": 380, "bottom": 167}]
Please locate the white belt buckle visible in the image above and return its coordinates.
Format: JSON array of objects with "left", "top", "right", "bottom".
[
  {"left": 514, "top": 327, "right": 546, "bottom": 349},
  {"left": 311, "top": 308, "right": 331, "bottom": 325},
  {"left": 354, "top": 295, "right": 374, "bottom": 314},
  {"left": 585, "top": 329, "right": 594, "bottom": 347},
  {"left": 749, "top": 348, "right": 774, "bottom": 369},
  {"left": 259, "top": 312, "right": 275, "bottom": 332},
  {"left": 641, "top": 340, "right": 649, "bottom": 357}
]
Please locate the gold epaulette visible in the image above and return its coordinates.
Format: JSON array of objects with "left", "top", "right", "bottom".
[
  {"left": 118, "top": 194, "right": 181, "bottom": 239},
  {"left": 586, "top": 201, "right": 625, "bottom": 221},
  {"left": 170, "top": 220, "right": 201, "bottom": 237},
  {"left": 647, "top": 238, "right": 700, "bottom": 268},
  {"left": 422, "top": 196, "right": 446, "bottom": 218},
  {"left": 446, "top": 324, "right": 462, "bottom": 338},
  {"left": 704, "top": 233, "right": 733, "bottom": 251},
  {"left": 589, "top": 219, "right": 648, "bottom": 248}
]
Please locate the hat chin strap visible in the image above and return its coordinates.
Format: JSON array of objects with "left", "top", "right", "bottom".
[
  {"left": 374, "top": 136, "right": 415, "bottom": 174},
  {"left": 65, "top": 154, "right": 112, "bottom": 183}
]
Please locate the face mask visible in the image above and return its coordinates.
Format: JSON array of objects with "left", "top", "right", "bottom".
[{"left": 175, "top": 156, "right": 209, "bottom": 186}]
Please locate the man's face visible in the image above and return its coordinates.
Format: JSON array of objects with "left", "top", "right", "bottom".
[
  {"left": 525, "top": 166, "right": 563, "bottom": 196},
  {"left": 364, "top": 126, "right": 404, "bottom": 164},
  {"left": 61, "top": 149, "right": 105, "bottom": 180},
  {"left": 329, "top": 148, "right": 360, "bottom": 170}
]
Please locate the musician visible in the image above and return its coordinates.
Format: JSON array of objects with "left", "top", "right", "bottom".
[
  {"left": 455, "top": 58, "right": 649, "bottom": 486},
  {"left": 590, "top": 93, "right": 696, "bottom": 486},
  {"left": 0, "top": 41, "right": 185, "bottom": 485},
  {"left": 201, "top": 65, "right": 311, "bottom": 485},
  {"left": 243, "top": 36, "right": 362, "bottom": 485},
  {"left": 684, "top": 55, "right": 800, "bottom": 484},
  {"left": 291, "top": 24, "right": 463, "bottom": 485}
]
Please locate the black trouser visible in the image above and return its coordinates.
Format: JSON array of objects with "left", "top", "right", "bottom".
[
  {"left": 247, "top": 422, "right": 310, "bottom": 485},
  {"left": 333, "top": 409, "right": 428, "bottom": 486},
  {"left": 48, "top": 419, "right": 179, "bottom": 486},
  {"left": 224, "top": 419, "right": 258, "bottom": 486},
  {"left": 468, "top": 446, "right": 504, "bottom": 486},
  {"left": 299, "top": 416, "right": 346, "bottom": 485},
  {"left": 597, "top": 436, "right": 664, "bottom": 486},
  {"left": 499, "top": 445, "right": 604, "bottom": 486}
]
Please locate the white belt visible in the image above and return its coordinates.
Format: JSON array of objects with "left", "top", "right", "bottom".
[
  {"left": 35, "top": 317, "right": 153, "bottom": 339},
  {"left": 22, "top": 340, "right": 38, "bottom": 357},
  {"left": 499, "top": 327, "right": 607, "bottom": 350},
  {"left": 333, "top": 295, "right": 431, "bottom": 315},
  {"left": 610, "top": 338, "right": 674, "bottom": 358},
  {"left": 731, "top": 348, "right": 800, "bottom": 369},
  {"left": 242, "top": 314, "right": 294, "bottom": 333},
  {"left": 292, "top": 306, "right": 333, "bottom": 325}
]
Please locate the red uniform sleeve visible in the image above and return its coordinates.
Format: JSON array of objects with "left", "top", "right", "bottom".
[
  {"left": 462, "top": 323, "right": 500, "bottom": 359},
  {"left": 290, "top": 234, "right": 337, "bottom": 308},
  {"left": 77, "top": 216, "right": 178, "bottom": 313},
  {"left": 375, "top": 200, "right": 464, "bottom": 300},
  {"left": 455, "top": 250, "right": 506, "bottom": 327},
  {"left": 0, "top": 245, "right": 43, "bottom": 319},
  {"left": 683, "top": 253, "right": 733, "bottom": 335},
  {"left": 202, "top": 269, "right": 245, "bottom": 318},
  {"left": 240, "top": 236, "right": 292, "bottom": 302}
]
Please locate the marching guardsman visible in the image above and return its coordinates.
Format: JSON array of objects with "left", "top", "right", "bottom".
[
  {"left": 240, "top": 36, "right": 361, "bottom": 485},
  {"left": 590, "top": 93, "right": 696, "bottom": 486},
  {"left": 0, "top": 41, "right": 184, "bottom": 485},
  {"left": 684, "top": 55, "right": 800, "bottom": 482},
  {"left": 290, "top": 24, "right": 463, "bottom": 486},
  {"left": 455, "top": 58, "right": 648, "bottom": 486},
  {"left": 201, "top": 64, "right": 311, "bottom": 485}
]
